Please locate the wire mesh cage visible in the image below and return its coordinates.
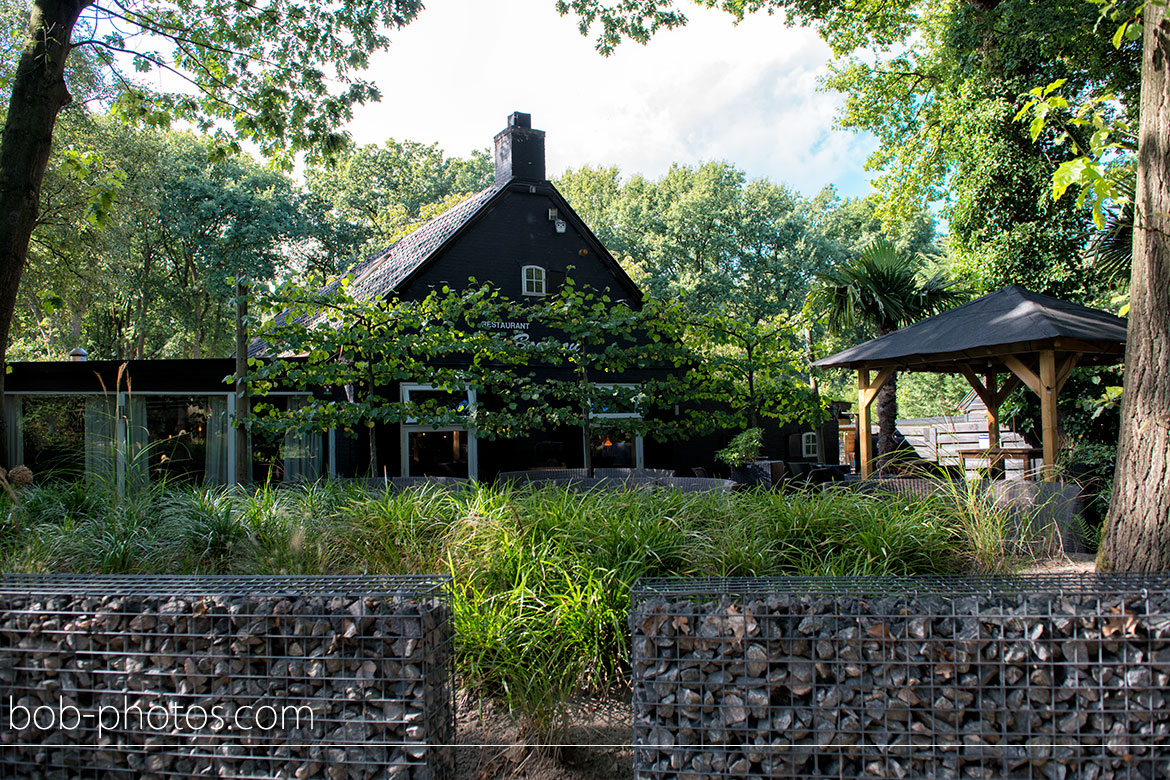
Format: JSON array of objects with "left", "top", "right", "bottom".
[
  {"left": 0, "top": 574, "right": 453, "bottom": 780},
  {"left": 630, "top": 574, "right": 1170, "bottom": 780}
]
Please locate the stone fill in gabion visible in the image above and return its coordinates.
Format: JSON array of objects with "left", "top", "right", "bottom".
[
  {"left": 631, "top": 574, "right": 1170, "bottom": 780},
  {"left": 0, "top": 574, "right": 452, "bottom": 780}
]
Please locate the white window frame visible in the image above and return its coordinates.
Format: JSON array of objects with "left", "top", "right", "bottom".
[
  {"left": 587, "top": 383, "right": 644, "bottom": 469},
  {"left": 522, "top": 265, "right": 547, "bottom": 296},
  {"left": 400, "top": 383, "right": 478, "bottom": 480},
  {"left": 802, "top": 431, "right": 820, "bottom": 459}
]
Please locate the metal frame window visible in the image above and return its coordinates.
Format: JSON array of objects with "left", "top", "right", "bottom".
[
  {"left": 400, "top": 384, "right": 478, "bottom": 480},
  {"left": 590, "top": 383, "right": 643, "bottom": 419},
  {"left": 587, "top": 383, "right": 644, "bottom": 469},
  {"left": 522, "top": 265, "right": 546, "bottom": 296}
]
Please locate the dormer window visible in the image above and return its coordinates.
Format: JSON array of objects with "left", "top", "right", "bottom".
[{"left": 523, "top": 265, "right": 546, "bottom": 296}]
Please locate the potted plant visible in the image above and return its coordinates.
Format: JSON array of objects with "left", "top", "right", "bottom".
[{"left": 716, "top": 428, "right": 769, "bottom": 486}]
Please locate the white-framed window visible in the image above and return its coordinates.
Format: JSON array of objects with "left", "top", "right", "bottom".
[
  {"left": 400, "top": 384, "right": 478, "bottom": 480},
  {"left": 802, "top": 431, "right": 820, "bottom": 459},
  {"left": 522, "top": 265, "right": 546, "bottom": 296},
  {"left": 587, "top": 383, "right": 644, "bottom": 469},
  {"left": 402, "top": 384, "right": 475, "bottom": 424},
  {"left": 589, "top": 383, "right": 642, "bottom": 419}
]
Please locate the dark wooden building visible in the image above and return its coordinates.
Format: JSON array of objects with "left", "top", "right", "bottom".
[{"left": 5, "top": 113, "right": 837, "bottom": 485}]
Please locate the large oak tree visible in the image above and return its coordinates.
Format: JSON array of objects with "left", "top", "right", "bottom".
[
  {"left": 0, "top": 0, "right": 422, "bottom": 463},
  {"left": 1100, "top": 2, "right": 1170, "bottom": 570}
]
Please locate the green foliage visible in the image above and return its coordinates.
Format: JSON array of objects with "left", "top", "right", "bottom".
[
  {"left": 558, "top": 0, "right": 1139, "bottom": 305},
  {"left": 807, "top": 238, "right": 964, "bottom": 338},
  {"left": 0, "top": 479, "right": 1030, "bottom": 739},
  {"left": 556, "top": 162, "right": 840, "bottom": 427},
  {"left": 1085, "top": 202, "right": 1135, "bottom": 292},
  {"left": 305, "top": 140, "right": 493, "bottom": 257},
  {"left": 12, "top": 117, "right": 502, "bottom": 360},
  {"left": 1014, "top": 78, "right": 1137, "bottom": 228},
  {"left": 246, "top": 274, "right": 733, "bottom": 474},
  {"left": 12, "top": 119, "right": 343, "bottom": 360},
  {"left": 558, "top": 162, "right": 831, "bottom": 318},
  {"left": 897, "top": 372, "right": 972, "bottom": 419},
  {"left": 714, "top": 428, "right": 763, "bottom": 467},
  {"left": 83, "top": 0, "right": 425, "bottom": 167}
]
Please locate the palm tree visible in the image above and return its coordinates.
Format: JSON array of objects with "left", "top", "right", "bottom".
[
  {"left": 808, "top": 239, "right": 965, "bottom": 460},
  {"left": 1086, "top": 202, "right": 1133, "bottom": 293}
]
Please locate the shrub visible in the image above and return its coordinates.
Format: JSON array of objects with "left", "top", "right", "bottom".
[{"left": 0, "top": 478, "right": 1031, "bottom": 744}]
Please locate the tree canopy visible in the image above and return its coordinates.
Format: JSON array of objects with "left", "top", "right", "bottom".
[{"left": 0, "top": 0, "right": 426, "bottom": 457}]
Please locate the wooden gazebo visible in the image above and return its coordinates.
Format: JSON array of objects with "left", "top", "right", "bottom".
[{"left": 813, "top": 286, "right": 1127, "bottom": 481}]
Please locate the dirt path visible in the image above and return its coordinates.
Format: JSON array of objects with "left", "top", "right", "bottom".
[
  {"left": 1017, "top": 552, "right": 1097, "bottom": 574},
  {"left": 454, "top": 693, "right": 633, "bottom": 780}
]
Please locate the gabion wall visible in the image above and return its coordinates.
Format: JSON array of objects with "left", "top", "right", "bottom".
[
  {"left": 631, "top": 574, "right": 1170, "bottom": 780},
  {"left": 0, "top": 574, "right": 452, "bottom": 779}
]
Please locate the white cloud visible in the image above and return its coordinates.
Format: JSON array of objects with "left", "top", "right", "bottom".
[{"left": 348, "top": 0, "right": 877, "bottom": 198}]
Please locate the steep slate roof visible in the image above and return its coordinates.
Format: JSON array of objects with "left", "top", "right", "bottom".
[
  {"left": 248, "top": 185, "right": 506, "bottom": 357},
  {"left": 335, "top": 184, "right": 505, "bottom": 301},
  {"left": 250, "top": 177, "right": 641, "bottom": 357},
  {"left": 814, "top": 286, "right": 1127, "bottom": 370}
]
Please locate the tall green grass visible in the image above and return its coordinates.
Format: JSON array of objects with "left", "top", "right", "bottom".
[{"left": 0, "top": 478, "right": 1035, "bottom": 743}]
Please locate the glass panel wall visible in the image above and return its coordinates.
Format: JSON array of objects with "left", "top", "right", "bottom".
[
  {"left": 137, "top": 396, "right": 228, "bottom": 484},
  {"left": 592, "top": 433, "right": 635, "bottom": 468},
  {"left": 252, "top": 395, "right": 321, "bottom": 483},
  {"left": 21, "top": 396, "right": 87, "bottom": 478},
  {"left": 8, "top": 393, "right": 231, "bottom": 485}
]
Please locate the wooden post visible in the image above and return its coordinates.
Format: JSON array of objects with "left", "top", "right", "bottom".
[
  {"left": 856, "top": 366, "right": 894, "bottom": 478},
  {"left": 858, "top": 369, "right": 873, "bottom": 478},
  {"left": 1039, "top": 350, "right": 1058, "bottom": 482},
  {"left": 985, "top": 370, "right": 1001, "bottom": 479},
  {"left": 985, "top": 370, "right": 1000, "bottom": 450}
]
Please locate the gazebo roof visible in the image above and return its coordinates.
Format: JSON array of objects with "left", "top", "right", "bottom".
[{"left": 813, "top": 285, "right": 1127, "bottom": 372}]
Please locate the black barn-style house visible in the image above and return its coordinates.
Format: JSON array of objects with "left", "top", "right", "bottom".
[{"left": 5, "top": 113, "right": 838, "bottom": 485}]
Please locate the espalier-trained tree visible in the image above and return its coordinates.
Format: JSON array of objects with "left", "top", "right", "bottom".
[
  {"left": 246, "top": 275, "right": 719, "bottom": 478},
  {"left": 0, "top": 0, "right": 422, "bottom": 460},
  {"left": 807, "top": 239, "right": 964, "bottom": 457},
  {"left": 557, "top": 161, "right": 831, "bottom": 432},
  {"left": 519, "top": 280, "right": 716, "bottom": 476},
  {"left": 683, "top": 310, "right": 822, "bottom": 432},
  {"left": 245, "top": 278, "right": 526, "bottom": 477}
]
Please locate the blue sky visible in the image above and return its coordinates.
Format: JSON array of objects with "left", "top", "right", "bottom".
[{"left": 345, "top": 0, "right": 878, "bottom": 199}]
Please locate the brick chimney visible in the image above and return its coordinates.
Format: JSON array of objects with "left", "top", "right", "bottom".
[{"left": 494, "top": 112, "right": 545, "bottom": 184}]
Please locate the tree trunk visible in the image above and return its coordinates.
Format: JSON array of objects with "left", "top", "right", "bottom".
[
  {"left": 366, "top": 367, "right": 378, "bottom": 478},
  {"left": 876, "top": 371, "right": 899, "bottom": 456},
  {"left": 580, "top": 361, "right": 594, "bottom": 477},
  {"left": 1100, "top": 4, "right": 1170, "bottom": 571},
  {"left": 234, "top": 279, "right": 250, "bottom": 484},
  {"left": 874, "top": 322, "right": 899, "bottom": 459},
  {"left": 0, "top": 0, "right": 90, "bottom": 465}
]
